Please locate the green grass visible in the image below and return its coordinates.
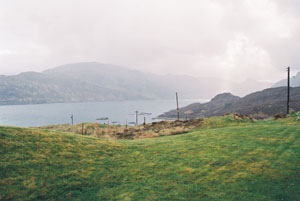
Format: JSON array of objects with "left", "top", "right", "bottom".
[{"left": 1, "top": 114, "right": 300, "bottom": 200}]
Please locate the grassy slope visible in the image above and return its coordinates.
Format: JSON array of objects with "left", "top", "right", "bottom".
[{"left": 1, "top": 115, "right": 300, "bottom": 200}]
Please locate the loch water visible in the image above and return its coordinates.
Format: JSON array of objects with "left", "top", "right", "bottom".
[{"left": 0, "top": 99, "right": 208, "bottom": 127}]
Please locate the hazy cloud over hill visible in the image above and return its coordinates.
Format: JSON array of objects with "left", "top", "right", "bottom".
[{"left": 1, "top": 0, "right": 300, "bottom": 88}]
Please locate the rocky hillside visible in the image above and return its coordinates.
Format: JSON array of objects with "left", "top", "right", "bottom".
[{"left": 159, "top": 87, "right": 300, "bottom": 119}]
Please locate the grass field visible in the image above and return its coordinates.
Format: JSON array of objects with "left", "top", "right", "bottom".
[{"left": 1, "top": 114, "right": 300, "bottom": 200}]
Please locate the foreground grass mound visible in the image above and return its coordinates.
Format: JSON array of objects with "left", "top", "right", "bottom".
[{"left": 1, "top": 115, "right": 300, "bottom": 200}]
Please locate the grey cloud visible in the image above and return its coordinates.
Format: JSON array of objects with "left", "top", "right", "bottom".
[{"left": 0, "top": 0, "right": 299, "bottom": 84}]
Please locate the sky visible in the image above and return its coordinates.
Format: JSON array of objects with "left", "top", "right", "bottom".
[{"left": 0, "top": 0, "right": 300, "bottom": 83}]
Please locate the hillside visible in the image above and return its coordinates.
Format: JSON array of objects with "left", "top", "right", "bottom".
[
  {"left": 159, "top": 87, "right": 300, "bottom": 119},
  {"left": 0, "top": 62, "right": 219, "bottom": 105},
  {"left": 1, "top": 114, "right": 300, "bottom": 200},
  {"left": 0, "top": 62, "right": 172, "bottom": 105},
  {"left": 0, "top": 62, "right": 222, "bottom": 105},
  {"left": 0, "top": 71, "right": 134, "bottom": 105},
  {"left": 0, "top": 62, "right": 272, "bottom": 105}
]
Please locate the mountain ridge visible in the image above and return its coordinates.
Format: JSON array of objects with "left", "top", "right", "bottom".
[
  {"left": 159, "top": 86, "right": 300, "bottom": 119},
  {"left": 0, "top": 62, "right": 273, "bottom": 105},
  {"left": 0, "top": 62, "right": 199, "bottom": 105}
]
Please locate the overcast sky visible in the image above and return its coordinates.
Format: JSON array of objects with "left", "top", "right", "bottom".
[{"left": 0, "top": 0, "right": 299, "bottom": 82}]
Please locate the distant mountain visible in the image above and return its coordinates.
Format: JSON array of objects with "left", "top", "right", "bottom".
[
  {"left": 0, "top": 62, "right": 171, "bottom": 105},
  {"left": 272, "top": 72, "right": 300, "bottom": 88},
  {"left": 0, "top": 62, "right": 213, "bottom": 105},
  {"left": 43, "top": 62, "right": 175, "bottom": 100},
  {"left": 0, "top": 62, "right": 274, "bottom": 105},
  {"left": 159, "top": 87, "right": 300, "bottom": 119}
]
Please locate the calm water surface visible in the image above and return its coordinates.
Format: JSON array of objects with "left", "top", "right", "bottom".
[{"left": 0, "top": 99, "right": 207, "bottom": 127}]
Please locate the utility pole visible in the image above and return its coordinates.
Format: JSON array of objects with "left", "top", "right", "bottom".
[
  {"left": 287, "top": 67, "right": 290, "bottom": 114},
  {"left": 136, "top": 111, "right": 138, "bottom": 126},
  {"left": 176, "top": 92, "right": 179, "bottom": 120},
  {"left": 71, "top": 114, "right": 74, "bottom": 126},
  {"left": 81, "top": 123, "right": 84, "bottom": 135}
]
